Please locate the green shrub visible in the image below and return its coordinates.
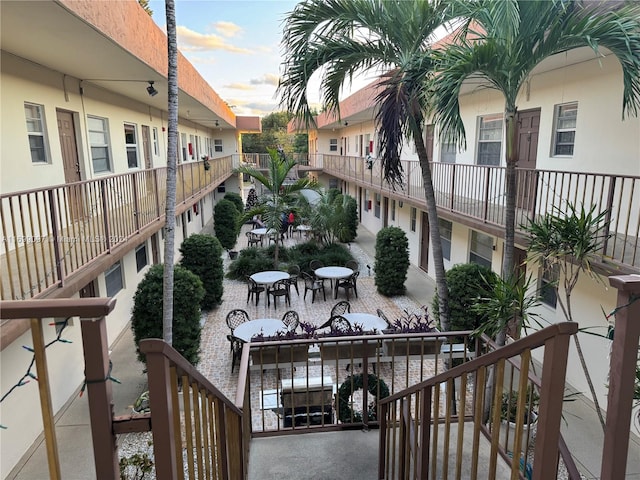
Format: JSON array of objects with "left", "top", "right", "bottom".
[
  {"left": 374, "top": 227, "right": 409, "bottom": 296},
  {"left": 179, "top": 234, "right": 224, "bottom": 310},
  {"left": 224, "top": 192, "right": 244, "bottom": 214},
  {"left": 131, "top": 264, "right": 204, "bottom": 365},
  {"left": 288, "top": 241, "right": 353, "bottom": 273},
  {"left": 431, "top": 263, "right": 498, "bottom": 332},
  {"left": 339, "top": 196, "right": 358, "bottom": 243},
  {"left": 214, "top": 199, "right": 240, "bottom": 250},
  {"left": 226, "top": 247, "right": 275, "bottom": 279}
]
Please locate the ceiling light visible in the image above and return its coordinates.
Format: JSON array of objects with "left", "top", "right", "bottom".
[
  {"left": 146, "top": 81, "right": 158, "bottom": 97},
  {"left": 215, "top": 120, "right": 219, "bottom": 127},
  {"left": 344, "top": 121, "right": 348, "bottom": 126}
]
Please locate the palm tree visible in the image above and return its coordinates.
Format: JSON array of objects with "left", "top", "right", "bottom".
[
  {"left": 162, "top": 0, "right": 178, "bottom": 345},
  {"left": 236, "top": 148, "right": 313, "bottom": 267},
  {"left": 278, "top": 0, "right": 454, "bottom": 330},
  {"left": 431, "top": 0, "right": 640, "bottom": 290}
]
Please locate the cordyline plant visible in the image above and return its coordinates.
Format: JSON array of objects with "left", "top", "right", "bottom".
[{"left": 387, "top": 306, "right": 438, "bottom": 333}]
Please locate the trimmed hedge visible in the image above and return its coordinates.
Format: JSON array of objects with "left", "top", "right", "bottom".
[
  {"left": 224, "top": 192, "right": 244, "bottom": 213},
  {"left": 131, "top": 264, "right": 204, "bottom": 365},
  {"left": 214, "top": 199, "right": 240, "bottom": 250},
  {"left": 374, "top": 227, "right": 409, "bottom": 296},
  {"left": 179, "top": 234, "right": 224, "bottom": 310}
]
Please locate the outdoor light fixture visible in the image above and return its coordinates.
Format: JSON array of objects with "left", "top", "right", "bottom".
[
  {"left": 146, "top": 81, "right": 158, "bottom": 97},
  {"left": 344, "top": 121, "right": 349, "bottom": 126},
  {"left": 215, "top": 120, "right": 219, "bottom": 127}
]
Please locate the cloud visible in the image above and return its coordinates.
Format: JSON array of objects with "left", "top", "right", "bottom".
[
  {"left": 224, "top": 83, "right": 255, "bottom": 91},
  {"left": 213, "top": 21, "right": 242, "bottom": 38},
  {"left": 176, "top": 25, "right": 251, "bottom": 54},
  {"left": 250, "top": 73, "right": 280, "bottom": 87}
]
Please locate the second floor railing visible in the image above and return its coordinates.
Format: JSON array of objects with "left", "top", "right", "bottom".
[
  {"left": 318, "top": 154, "right": 640, "bottom": 272},
  {"left": 0, "top": 156, "right": 235, "bottom": 300}
]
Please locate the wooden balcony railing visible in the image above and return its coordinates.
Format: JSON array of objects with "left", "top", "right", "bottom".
[
  {"left": 319, "top": 155, "right": 640, "bottom": 272},
  {"left": 377, "top": 323, "right": 579, "bottom": 480},
  {"left": 0, "top": 157, "right": 235, "bottom": 300}
]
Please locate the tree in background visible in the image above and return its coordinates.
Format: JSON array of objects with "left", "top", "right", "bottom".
[{"left": 242, "top": 111, "right": 308, "bottom": 156}]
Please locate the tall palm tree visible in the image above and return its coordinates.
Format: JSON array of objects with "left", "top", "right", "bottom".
[
  {"left": 431, "top": 0, "right": 640, "bottom": 286},
  {"left": 278, "top": 0, "right": 454, "bottom": 330},
  {"left": 162, "top": 0, "right": 178, "bottom": 345},
  {"left": 236, "top": 148, "right": 313, "bottom": 267}
]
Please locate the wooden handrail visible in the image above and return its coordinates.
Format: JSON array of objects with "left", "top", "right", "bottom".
[{"left": 0, "top": 298, "right": 116, "bottom": 319}]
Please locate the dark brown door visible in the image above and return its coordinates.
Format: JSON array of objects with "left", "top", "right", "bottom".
[
  {"left": 79, "top": 280, "right": 96, "bottom": 298},
  {"left": 425, "top": 124, "right": 435, "bottom": 163},
  {"left": 57, "top": 110, "right": 82, "bottom": 221},
  {"left": 382, "top": 197, "right": 388, "bottom": 228},
  {"left": 151, "top": 233, "right": 160, "bottom": 264},
  {"left": 141, "top": 125, "right": 153, "bottom": 169},
  {"left": 516, "top": 109, "right": 540, "bottom": 210},
  {"left": 419, "top": 212, "right": 429, "bottom": 272}
]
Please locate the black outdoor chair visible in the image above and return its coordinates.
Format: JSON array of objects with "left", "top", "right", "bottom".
[
  {"left": 225, "top": 309, "right": 249, "bottom": 360},
  {"left": 302, "top": 271, "right": 326, "bottom": 303},
  {"left": 335, "top": 271, "right": 359, "bottom": 300},
  {"left": 282, "top": 310, "right": 300, "bottom": 332},
  {"left": 376, "top": 308, "right": 392, "bottom": 328},
  {"left": 267, "top": 279, "right": 291, "bottom": 309},
  {"left": 227, "top": 334, "right": 243, "bottom": 373},
  {"left": 329, "top": 314, "right": 351, "bottom": 333},
  {"left": 246, "top": 276, "right": 265, "bottom": 306},
  {"left": 246, "top": 231, "right": 261, "bottom": 247},
  {"left": 345, "top": 259, "right": 359, "bottom": 272},
  {"left": 287, "top": 264, "right": 301, "bottom": 295},
  {"left": 331, "top": 301, "right": 351, "bottom": 317}
]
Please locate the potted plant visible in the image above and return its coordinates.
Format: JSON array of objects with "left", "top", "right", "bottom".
[
  {"left": 499, "top": 388, "right": 539, "bottom": 448},
  {"left": 249, "top": 321, "right": 315, "bottom": 367},
  {"left": 201, "top": 154, "right": 211, "bottom": 171},
  {"left": 382, "top": 306, "right": 441, "bottom": 356}
]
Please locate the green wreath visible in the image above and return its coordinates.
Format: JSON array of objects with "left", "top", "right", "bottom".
[{"left": 338, "top": 373, "right": 390, "bottom": 423}]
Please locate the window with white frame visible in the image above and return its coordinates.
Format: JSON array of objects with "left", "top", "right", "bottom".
[
  {"left": 105, "top": 261, "right": 123, "bottom": 297},
  {"left": 214, "top": 139, "right": 223, "bottom": 152},
  {"left": 124, "top": 123, "right": 139, "bottom": 168},
  {"left": 540, "top": 262, "right": 559, "bottom": 308},
  {"left": 329, "top": 138, "right": 338, "bottom": 152},
  {"left": 135, "top": 243, "right": 148, "bottom": 272},
  {"left": 410, "top": 207, "right": 417, "bottom": 232},
  {"left": 180, "top": 132, "right": 188, "bottom": 162},
  {"left": 476, "top": 114, "right": 503, "bottom": 166},
  {"left": 469, "top": 230, "right": 493, "bottom": 268},
  {"left": 552, "top": 102, "right": 578, "bottom": 156},
  {"left": 88, "top": 116, "right": 112, "bottom": 173},
  {"left": 439, "top": 218, "right": 452, "bottom": 260},
  {"left": 24, "top": 102, "right": 49, "bottom": 163},
  {"left": 152, "top": 127, "right": 159, "bottom": 156}
]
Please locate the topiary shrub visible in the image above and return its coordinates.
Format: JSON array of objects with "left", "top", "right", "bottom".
[
  {"left": 224, "top": 192, "right": 244, "bottom": 214},
  {"left": 131, "top": 264, "right": 204, "bottom": 365},
  {"left": 179, "top": 234, "right": 224, "bottom": 310},
  {"left": 214, "top": 199, "right": 240, "bottom": 250},
  {"left": 339, "top": 196, "right": 358, "bottom": 243},
  {"left": 431, "top": 263, "right": 498, "bottom": 332},
  {"left": 374, "top": 226, "right": 409, "bottom": 296},
  {"left": 288, "top": 241, "right": 354, "bottom": 273}
]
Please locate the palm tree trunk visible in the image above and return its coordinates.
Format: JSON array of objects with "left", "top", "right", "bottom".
[
  {"left": 410, "top": 120, "right": 450, "bottom": 331},
  {"left": 162, "top": 0, "right": 178, "bottom": 345}
]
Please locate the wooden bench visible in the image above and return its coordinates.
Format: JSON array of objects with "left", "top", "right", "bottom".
[{"left": 280, "top": 376, "right": 334, "bottom": 427}]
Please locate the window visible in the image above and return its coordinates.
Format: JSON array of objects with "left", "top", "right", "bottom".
[
  {"left": 391, "top": 200, "right": 396, "bottom": 221},
  {"left": 440, "top": 141, "right": 457, "bottom": 164},
  {"left": 124, "top": 123, "right": 139, "bottom": 168},
  {"left": 439, "top": 218, "right": 452, "bottom": 260},
  {"left": 476, "top": 114, "right": 503, "bottom": 166},
  {"left": 88, "top": 116, "right": 111, "bottom": 173},
  {"left": 152, "top": 127, "right": 159, "bottom": 156},
  {"left": 552, "top": 102, "right": 578, "bottom": 156},
  {"left": 24, "top": 103, "right": 49, "bottom": 163},
  {"left": 135, "top": 243, "right": 148, "bottom": 272},
  {"left": 214, "top": 139, "right": 223, "bottom": 152},
  {"left": 374, "top": 194, "right": 381, "bottom": 218},
  {"left": 540, "top": 262, "right": 559, "bottom": 308},
  {"left": 105, "top": 261, "right": 123, "bottom": 296},
  {"left": 410, "top": 207, "right": 417, "bottom": 232},
  {"left": 180, "top": 132, "right": 188, "bottom": 162},
  {"left": 189, "top": 134, "right": 195, "bottom": 160},
  {"left": 364, "top": 190, "right": 370, "bottom": 211},
  {"left": 469, "top": 230, "right": 493, "bottom": 268},
  {"left": 329, "top": 139, "right": 338, "bottom": 152}
]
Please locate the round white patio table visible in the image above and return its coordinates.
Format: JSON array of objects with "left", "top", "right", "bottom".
[
  {"left": 343, "top": 313, "right": 388, "bottom": 332},
  {"left": 250, "top": 227, "right": 273, "bottom": 236},
  {"left": 233, "top": 318, "right": 286, "bottom": 342},
  {"left": 314, "top": 266, "right": 353, "bottom": 297},
  {"left": 295, "top": 224, "right": 313, "bottom": 238},
  {"left": 250, "top": 270, "right": 289, "bottom": 287}
]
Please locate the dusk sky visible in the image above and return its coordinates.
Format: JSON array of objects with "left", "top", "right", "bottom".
[{"left": 148, "top": 0, "right": 307, "bottom": 117}]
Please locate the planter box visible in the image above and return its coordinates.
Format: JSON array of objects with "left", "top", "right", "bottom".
[
  {"left": 250, "top": 344, "right": 309, "bottom": 367},
  {"left": 382, "top": 336, "right": 442, "bottom": 357},
  {"left": 499, "top": 412, "right": 538, "bottom": 450},
  {"left": 320, "top": 341, "right": 380, "bottom": 362}
]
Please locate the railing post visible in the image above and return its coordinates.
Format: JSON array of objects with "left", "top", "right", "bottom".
[
  {"left": 142, "top": 340, "right": 179, "bottom": 480},
  {"left": 47, "top": 190, "right": 64, "bottom": 286},
  {"left": 99, "top": 180, "right": 112, "bottom": 252},
  {"left": 601, "top": 275, "right": 640, "bottom": 480},
  {"left": 132, "top": 174, "right": 140, "bottom": 233},
  {"left": 602, "top": 177, "right": 616, "bottom": 257},
  {"left": 80, "top": 315, "right": 119, "bottom": 479}
]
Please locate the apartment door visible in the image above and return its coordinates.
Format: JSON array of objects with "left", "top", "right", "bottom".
[
  {"left": 57, "top": 110, "right": 83, "bottom": 221},
  {"left": 79, "top": 280, "right": 96, "bottom": 298},
  {"left": 425, "top": 124, "right": 435, "bottom": 163},
  {"left": 382, "top": 197, "right": 389, "bottom": 228},
  {"left": 516, "top": 109, "right": 540, "bottom": 210},
  {"left": 419, "top": 212, "right": 429, "bottom": 272},
  {"left": 151, "top": 233, "right": 160, "bottom": 264},
  {"left": 141, "top": 125, "right": 152, "bottom": 169}
]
